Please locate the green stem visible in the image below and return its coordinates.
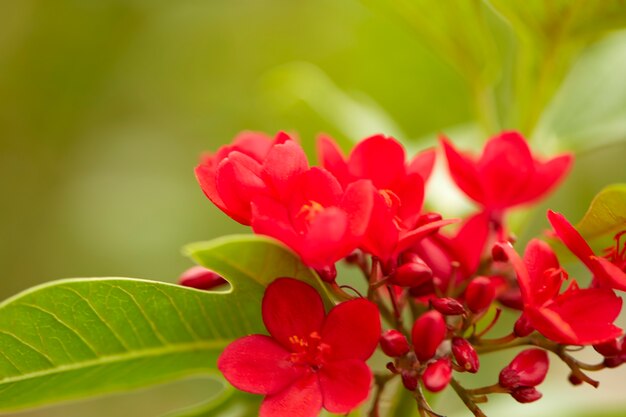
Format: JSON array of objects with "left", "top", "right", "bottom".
[{"left": 450, "top": 378, "right": 487, "bottom": 417}]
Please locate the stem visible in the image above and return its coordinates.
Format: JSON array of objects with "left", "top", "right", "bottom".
[
  {"left": 466, "top": 383, "right": 509, "bottom": 396},
  {"left": 450, "top": 378, "right": 487, "bottom": 417},
  {"left": 369, "top": 374, "right": 395, "bottom": 417},
  {"left": 473, "top": 332, "right": 516, "bottom": 346},
  {"left": 386, "top": 285, "right": 404, "bottom": 330}
]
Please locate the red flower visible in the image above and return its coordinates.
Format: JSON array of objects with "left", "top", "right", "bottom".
[
  {"left": 548, "top": 210, "right": 626, "bottom": 291},
  {"left": 218, "top": 278, "right": 381, "bottom": 417},
  {"left": 195, "top": 131, "right": 305, "bottom": 225},
  {"left": 251, "top": 168, "right": 374, "bottom": 275},
  {"left": 318, "top": 134, "right": 441, "bottom": 262},
  {"left": 497, "top": 239, "right": 622, "bottom": 345},
  {"left": 441, "top": 131, "right": 572, "bottom": 215}
]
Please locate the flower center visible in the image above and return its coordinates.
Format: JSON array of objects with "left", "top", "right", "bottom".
[
  {"left": 379, "top": 189, "right": 404, "bottom": 228},
  {"left": 288, "top": 331, "right": 331, "bottom": 371},
  {"left": 293, "top": 200, "right": 325, "bottom": 235}
]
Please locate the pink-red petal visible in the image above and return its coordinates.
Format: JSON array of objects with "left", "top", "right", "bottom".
[
  {"left": 262, "top": 278, "right": 326, "bottom": 350},
  {"left": 260, "top": 373, "right": 323, "bottom": 417},
  {"left": 217, "top": 335, "right": 304, "bottom": 395},
  {"left": 321, "top": 298, "right": 381, "bottom": 361},
  {"left": 348, "top": 134, "right": 406, "bottom": 189},
  {"left": 319, "top": 359, "right": 372, "bottom": 413},
  {"left": 440, "top": 136, "right": 484, "bottom": 204},
  {"left": 317, "top": 135, "right": 350, "bottom": 187}
]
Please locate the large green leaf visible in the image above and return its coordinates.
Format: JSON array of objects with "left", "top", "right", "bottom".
[
  {"left": 0, "top": 234, "right": 327, "bottom": 413},
  {"left": 576, "top": 184, "right": 626, "bottom": 240}
]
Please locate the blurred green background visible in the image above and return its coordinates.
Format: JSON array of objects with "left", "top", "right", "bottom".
[{"left": 1, "top": 1, "right": 625, "bottom": 416}]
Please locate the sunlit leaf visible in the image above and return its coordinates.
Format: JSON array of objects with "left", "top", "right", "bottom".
[
  {"left": 0, "top": 235, "right": 328, "bottom": 412},
  {"left": 576, "top": 184, "right": 626, "bottom": 240}
]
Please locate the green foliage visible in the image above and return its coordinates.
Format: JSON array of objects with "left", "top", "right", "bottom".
[
  {"left": 576, "top": 184, "right": 626, "bottom": 240},
  {"left": 0, "top": 235, "right": 327, "bottom": 413}
]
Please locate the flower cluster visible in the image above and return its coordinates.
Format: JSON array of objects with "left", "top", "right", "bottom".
[{"left": 189, "top": 130, "right": 626, "bottom": 417}]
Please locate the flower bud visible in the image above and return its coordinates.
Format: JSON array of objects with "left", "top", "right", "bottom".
[
  {"left": 603, "top": 356, "right": 624, "bottom": 368},
  {"left": 422, "top": 358, "right": 452, "bottom": 393},
  {"left": 497, "top": 288, "right": 524, "bottom": 310},
  {"left": 178, "top": 266, "right": 227, "bottom": 290},
  {"left": 316, "top": 265, "right": 337, "bottom": 283},
  {"left": 412, "top": 310, "right": 446, "bottom": 362},
  {"left": 451, "top": 337, "right": 479, "bottom": 373},
  {"left": 568, "top": 373, "right": 583, "bottom": 386},
  {"left": 594, "top": 338, "right": 623, "bottom": 357},
  {"left": 408, "top": 281, "right": 435, "bottom": 297},
  {"left": 380, "top": 329, "right": 410, "bottom": 357},
  {"left": 491, "top": 243, "right": 509, "bottom": 262},
  {"left": 431, "top": 297, "right": 466, "bottom": 316},
  {"left": 499, "top": 349, "right": 549, "bottom": 388},
  {"left": 390, "top": 262, "right": 432, "bottom": 287},
  {"left": 401, "top": 370, "right": 419, "bottom": 391},
  {"left": 514, "top": 314, "right": 534, "bottom": 337},
  {"left": 511, "top": 387, "right": 542, "bottom": 403},
  {"left": 465, "top": 276, "right": 496, "bottom": 313}
]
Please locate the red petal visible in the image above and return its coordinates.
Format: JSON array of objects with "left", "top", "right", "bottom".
[
  {"left": 319, "top": 359, "right": 372, "bottom": 413},
  {"left": 230, "top": 131, "right": 274, "bottom": 160},
  {"left": 496, "top": 242, "right": 533, "bottom": 306},
  {"left": 360, "top": 192, "right": 399, "bottom": 261},
  {"left": 262, "top": 279, "right": 326, "bottom": 350},
  {"left": 317, "top": 135, "right": 351, "bottom": 187},
  {"left": 260, "top": 373, "right": 322, "bottom": 417},
  {"left": 477, "top": 132, "right": 534, "bottom": 209},
  {"left": 322, "top": 298, "right": 381, "bottom": 361},
  {"left": 395, "top": 173, "right": 425, "bottom": 226},
  {"left": 547, "top": 210, "right": 596, "bottom": 269},
  {"left": 251, "top": 195, "right": 300, "bottom": 253},
  {"left": 590, "top": 257, "right": 626, "bottom": 291},
  {"left": 407, "top": 148, "right": 436, "bottom": 181},
  {"left": 397, "top": 218, "right": 459, "bottom": 254},
  {"left": 215, "top": 152, "right": 266, "bottom": 224},
  {"left": 523, "top": 239, "right": 563, "bottom": 305},
  {"left": 440, "top": 136, "right": 484, "bottom": 204},
  {"left": 451, "top": 212, "right": 490, "bottom": 276},
  {"left": 506, "top": 348, "right": 549, "bottom": 387},
  {"left": 262, "top": 141, "right": 309, "bottom": 199},
  {"left": 218, "top": 335, "right": 304, "bottom": 395},
  {"left": 530, "top": 289, "right": 623, "bottom": 345},
  {"left": 515, "top": 153, "right": 573, "bottom": 205},
  {"left": 291, "top": 168, "right": 342, "bottom": 209},
  {"left": 195, "top": 162, "right": 228, "bottom": 216},
  {"left": 341, "top": 179, "right": 375, "bottom": 238},
  {"left": 348, "top": 134, "right": 406, "bottom": 189},
  {"left": 302, "top": 207, "right": 350, "bottom": 268}
]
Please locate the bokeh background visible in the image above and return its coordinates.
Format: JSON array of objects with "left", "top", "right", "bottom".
[{"left": 1, "top": 1, "right": 625, "bottom": 416}]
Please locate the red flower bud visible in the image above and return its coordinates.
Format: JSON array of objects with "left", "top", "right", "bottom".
[
  {"left": 499, "top": 349, "right": 549, "bottom": 388},
  {"left": 412, "top": 310, "right": 446, "bottom": 362},
  {"left": 594, "top": 338, "right": 623, "bottom": 357},
  {"left": 497, "top": 288, "right": 524, "bottom": 310},
  {"left": 390, "top": 262, "right": 433, "bottom": 287},
  {"left": 451, "top": 337, "right": 479, "bottom": 373},
  {"left": 178, "top": 266, "right": 227, "bottom": 290},
  {"left": 465, "top": 276, "right": 496, "bottom": 313},
  {"left": 431, "top": 298, "right": 466, "bottom": 316},
  {"left": 514, "top": 314, "right": 534, "bottom": 337},
  {"left": 401, "top": 370, "right": 419, "bottom": 391},
  {"left": 511, "top": 387, "right": 542, "bottom": 403},
  {"left": 316, "top": 265, "right": 337, "bottom": 283},
  {"left": 603, "top": 356, "right": 624, "bottom": 368},
  {"left": 568, "top": 373, "right": 583, "bottom": 386},
  {"left": 491, "top": 243, "right": 509, "bottom": 262},
  {"left": 380, "top": 329, "right": 410, "bottom": 357},
  {"left": 422, "top": 358, "right": 452, "bottom": 392}
]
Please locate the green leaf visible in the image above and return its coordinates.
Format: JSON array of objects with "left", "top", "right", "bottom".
[
  {"left": 0, "top": 234, "right": 328, "bottom": 412},
  {"left": 576, "top": 184, "right": 626, "bottom": 240}
]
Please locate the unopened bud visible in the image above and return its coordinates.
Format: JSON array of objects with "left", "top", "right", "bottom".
[
  {"left": 386, "top": 362, "right": 398, "bottom": 374},
  {"left": 511, "top": 387, "right": 542, "bottom": 403},
  {"left": 568, "top": 373, "right": 583, "bottom": 386},
  {"left": 431, "top": 297, "right": 465, "bottom": 316},
  {"left": 499, "top": 349, "right": 549, "bottom": 388},
  {"left": 594, "top": 338, "right": 623, "bottom": 357},
  {"left": 412, "top": 310, "right": 446, "bottom": 362},
  {"left": 316, "top": 264, "right": 337, "bottom": 283},
  {"left": 390, "top": 262, "right": 433, "bottom": 287},
  {"left": 514, "top": 314, "right": 534, "bottom": 337},
  {"left": 178, "top": 266, "right": 227, "bottom": 290},
  {"left": 408, "top": 281, "right": 435, "bottom": 297},
  {"left": 491, "top": 244, "right": 509, "bottom": 262},
  {"left": 401, "top": 370, "right": 419, "bottom": 391},
  {"left": 451, "top": 337, "right": 479, "bottom": 373},
  {"left": 603, "top": 356, "right": 624, "bottom": 368},
  {"left": 497, "top": 288, "right": 524, "bottom": 310},
  {"left": 380, "top": 329, "right": 410, "bottom": 357},
  {"left": 465, "top": 276, "right": 496, "bottom": 313},
  {"left": 422, "top": 358, "right": 452, "bottom": 393}
]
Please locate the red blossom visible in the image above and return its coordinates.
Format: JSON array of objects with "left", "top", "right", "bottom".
[
  {"left": 218, "top": 278, "right": 381, "bottom": 417},
  {"left": 441, "top": 132, "right": 572, "bottom": 216},
  {"left": 497, "top": 239, "right": 623, "bottom": 345},
  {"left": 548, "top": 210, "right": 626, "bottom": 291},
  {"left": 251, "top": 168, "right": 374, "bottom": 273},
  {"left": 318, "top": 134, "right": 443, "bottom": 262},
  {"left": 195, "top": 131, "right": 303, "bottom": 225}
]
